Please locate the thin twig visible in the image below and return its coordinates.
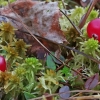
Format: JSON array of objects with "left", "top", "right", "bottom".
[
  {"left": 56, "top": 58, "right": 72, "bottom": 71},
  {"left": 60, "top": 9, "right": 82, "bottom": 35},
  {"left": 69, "top": 95, "right": 100, "bottom": 99},
  {"left": 29, "top": 90, "right": 100, "bottom": 100},
  {"left": 79, "top": 0, "right": 98, "bottom": 29},
  {"left": 70, "top": 92, "right": 82, "bottom": 97}
]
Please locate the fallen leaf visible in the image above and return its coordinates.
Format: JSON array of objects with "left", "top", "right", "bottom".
[
  {"left": 85, "top": 73, "right": 99, "bottom": 89},
  {"left": 0, "top": 0, "right": 67, "bottom": 43},
  {"left": 59, "top": 86, "right": 70, "bottom": 99}
]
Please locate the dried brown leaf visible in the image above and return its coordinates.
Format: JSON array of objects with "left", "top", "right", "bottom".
[{"left": 0, "top": 0, "right": 67, "bottom": 43}]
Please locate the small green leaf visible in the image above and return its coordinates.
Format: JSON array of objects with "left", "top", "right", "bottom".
[
  {"left": 62, "top": 66, "right": 72, "bottom": 77},
  {"left": 46, "top": 55, "right": 56, "bottom": 70},
  {"left": 23, "top": 91, "right": 36, "bottom": 99}
]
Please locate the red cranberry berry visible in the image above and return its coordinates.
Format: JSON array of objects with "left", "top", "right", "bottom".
[
  {"left": 87, "top": 18, "right": 100, "bottom": 42},
  {"left": 0, "top": 56, "right": 6, "bottom": 72}
]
